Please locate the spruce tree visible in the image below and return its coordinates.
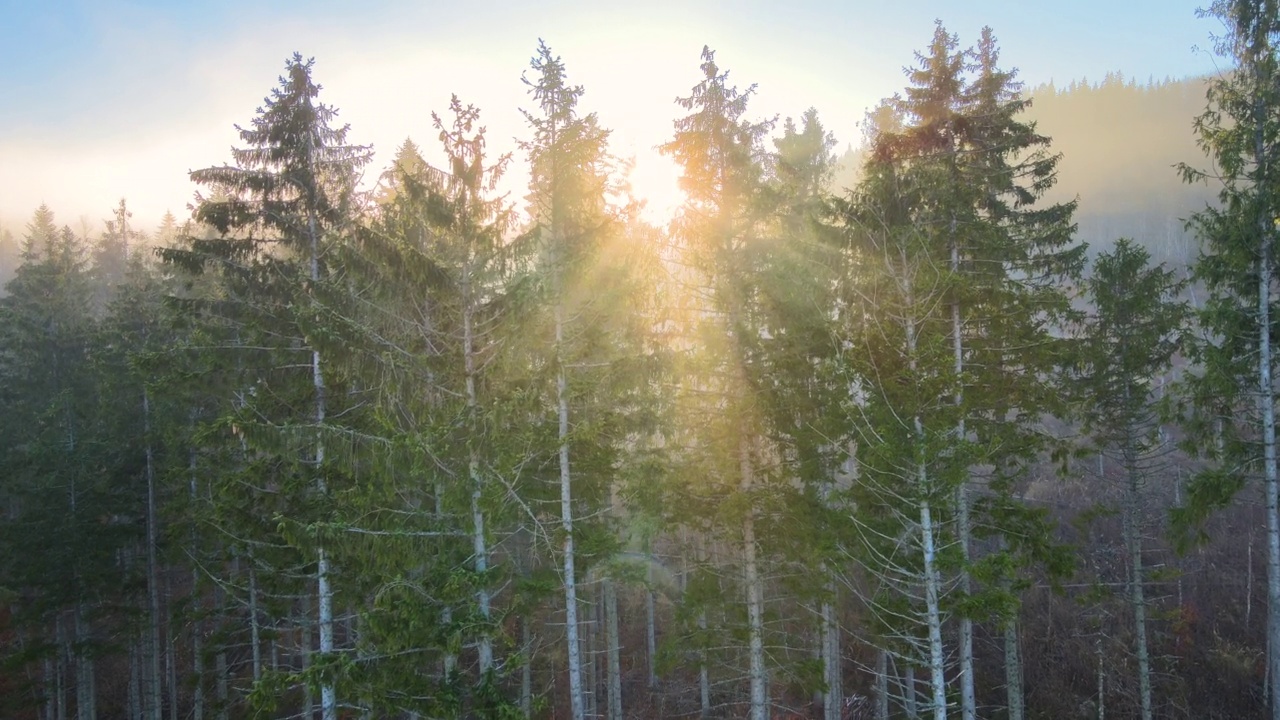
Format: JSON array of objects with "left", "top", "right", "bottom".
[
  {"left": 1178, "top": 2, "right": 1280, "bottom": 714},
  {"left": 661, "top": 45, "right": 778, "bottom": 720},
  {"left": 520, "top": 39, "right": 664, "bottom": 720},
  {"left": 0, "top": 214, "right": 117, "bottom": 720},
  {"left": 1075, "top": 239, "right": 1187, "bottom": 720},
  {"left": 835, "top": 131, "right": 962, "bottom": 720},
  {"left": 762, "top": 108, "right": 849, "bottom": 720},
  {"left": 855, "top": 24, "right": 1082, "bottom": 718},
  {"left": 161, "top": 53, "right": 371, "bottom": 720},
  {"left": 346, "top": 95, "right": 526, "bottom": 717}
]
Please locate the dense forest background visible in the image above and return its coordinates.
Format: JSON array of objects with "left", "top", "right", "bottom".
[{"left": 0, "top": 10, "right": 1275, "bottom": 720}]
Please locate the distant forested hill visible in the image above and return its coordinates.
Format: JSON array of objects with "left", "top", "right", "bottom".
[{"left": 832, "top": 73, "right": 1218, "bottom": 269}]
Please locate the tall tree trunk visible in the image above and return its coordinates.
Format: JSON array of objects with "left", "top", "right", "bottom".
[
  {"left": 907, "top": 279, "right": 947, "bottom": 720},
  {"left": 74, "top": 604, "right": 94, "bottom": 720},
  {"left": 741, "top": 437, "right": 768, "bottom": 720},
  {"left": 214, "top": 583, "right": 228, "bottom": 720},
  {"left": 55, "top": 614, "right": 67, "bottom": 720},
  {"left": 215, "top": 649, "right": 228, "bottom": 720},
  {"left": 192, "top": 607, "right": 204, "bottom": 720},
  {"left": 435, "top": 485, "right": 457, "bottom": 678},
  {"left": 1260, "top": 126, "right": 1280, "bottom": 720},
  {"left": 143, "top": 389, "right": 162, "bottom": 720},
  {"left": 875, "top": 649, "right": 889, "bottom": 720},
  {"left": 43, "top": 650, "right": 55, "bottom": 720},
  {"left": 645, "top": 555, "right": 658, "bottom": 690},
  {"left": 314, "top": 361, "right": 336, "bottom": 720},
  {"left": 605, "top": 578, "right": 623, "bottom": 720},
  {"left": 247, "top": 556, "right": 262, "bottom": 683},
  {"left": 698, "top": 604, "right": 711, "bottom": 718},
  {"left": 584, "top": 586, "right": 597, "bottom": 720},
  {"left": 556, "top": 301, "right": 586, "bottom": 720},
  {"left": 129, "top": 635, "right": 140, "bottom": 720},
  {"left": 904, "top": 664, "right": 919, "bottom": 720},
  {"left": 306, "top": 124, "right": 337, "bottom": 720},
  {"left": 821, "top": 577, "right": 842, "bottom": 720},
  {"left": 691, "top": 530, "right": 711, "bottom": 712},
  {"left": 919, "top": 499, "right": 948, "bottom": 720},
  {"left": 689, "top": 536, "right": 710, "bottom": 719},
  {"left": 1122, "top": 430, "right": 1153, "bottom": 720},
  {"left": 301, "top": 589, "right": 313, "bottom": 719},
  {"left": 166, "top": 573, "right": 178, "bottom": 720},
  {"left": 950, "top": 237, "right": 976, "bottom": 720},
  {"left": 1096, "top": 639, "right": 1105, "bottom": 720},
  {"left": 521, "top": 615, "right": 533, "bottom": 718},
  {"left": 463, "top": 298, "right": 493, "bottom": 673},
  {"left": 1004, "top": 616, "right": 1024, "bottom": 720},
  {"left": 189, "top": 446, "right": 204, "bottom": 720}
]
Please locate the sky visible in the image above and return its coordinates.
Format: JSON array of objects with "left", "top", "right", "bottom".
[{"left": 0, "top": 0, "right": 1226, "bottom": 235}]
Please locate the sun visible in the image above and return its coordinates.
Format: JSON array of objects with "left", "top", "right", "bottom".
[{"left": 623, "top": 148, "right": 686, "bottom": 226}]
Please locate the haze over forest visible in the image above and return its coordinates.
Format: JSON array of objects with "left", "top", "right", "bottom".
[{"left": 4, "top": 3, "right": 1280, "bottom": 720}]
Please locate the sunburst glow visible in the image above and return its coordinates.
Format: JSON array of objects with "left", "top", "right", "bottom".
[{"left": 622, "top": 146, "right": 686, "bottom": 226}]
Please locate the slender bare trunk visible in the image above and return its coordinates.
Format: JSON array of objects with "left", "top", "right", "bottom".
[
  {"left": 919, "top": 499, "right": 948, "bottom": 720},
  {"left": 192, "top": 606, "right": 204, "bottom": 720},
  {"left": 74, "top": 604, "right": 94, "bottom": 720},
  {"left": 690, "top": 537, "right": 710, "bottom": 718},
  {"left": 521, "top": 615, "right": 532, "bottom": 718},
  {"left": 741, "top": 438, "right": 768, "bottom": 720},
  {"left": 821, "top": 579, "right": 841, "bottom": 720},
  {"left": 435, "top": 485, "right": 456, "bottom": 677},
  {"left": 55, "top": 615, "right": 67, "bottom": 720},
  {"left": 589, "top": 586, "right": 601, "bottom": 719},
  {"left": 906, "top": 267, "right": 947, "bottom": 720},
  {"left": 645, "top": 557, "right": 658, "bottom": 690},
  {"left": 875, "top": 649, "right": 889, "bottom": 720},
  {"left": 1123, "top": 437, "right": 1153, "bottom": 720},
  {"left": 129, "top": 635, "right": 140, "bottom": 720},
  {"left": 300, "top": 590, "right": 312, "bottom": 720},
  {"left": 556, "top": 301, "right": 586, "bottom": 720},
  {"left": 1261, "top": 131, "right": 1280, "bottom": 720},
  {"left": 142, "top": 389, "right": 162, "bottom": 720},
  {"left": 188, "top": 440, "right": 205, "bottom": 720},
  {"left": 315, "top": 376, "right": 335, "bottom": 720},
  {"left": 1004, "top": 616, "right": 1024, "bottom": 720},
  {"left": 605, "top": 578, "right": 622, "bottom": 720},
  {"left": 1096, "top": 639, "right": 1105, "bottom": 720},
  {"left": 305, "top": 115, "right": 337, "bottom": 720},
  {"left": 43, "top": 651, "right": 55, "bottom": 720},
  {"left": 904, "top": 664, "right": 919, "bottom": 720},
  {"left": 214, "top": 582, "right": 228, "bottom": 720},
  {"left": 463, "top": 298, "right": 493, "bottom": 673},
  {"left": 951, "top": 237, "right": 974, "bottom": 720},
  {"left": 247, "top": 557, "right": 262, "bottom": 682},
  {"left": 166, "top": 574, "right": 177, "bottom": 720}
]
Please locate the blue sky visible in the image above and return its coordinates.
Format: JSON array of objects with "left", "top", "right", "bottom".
[{"left": 0, "top": 0, "right": 1223, "bottom": 231}]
